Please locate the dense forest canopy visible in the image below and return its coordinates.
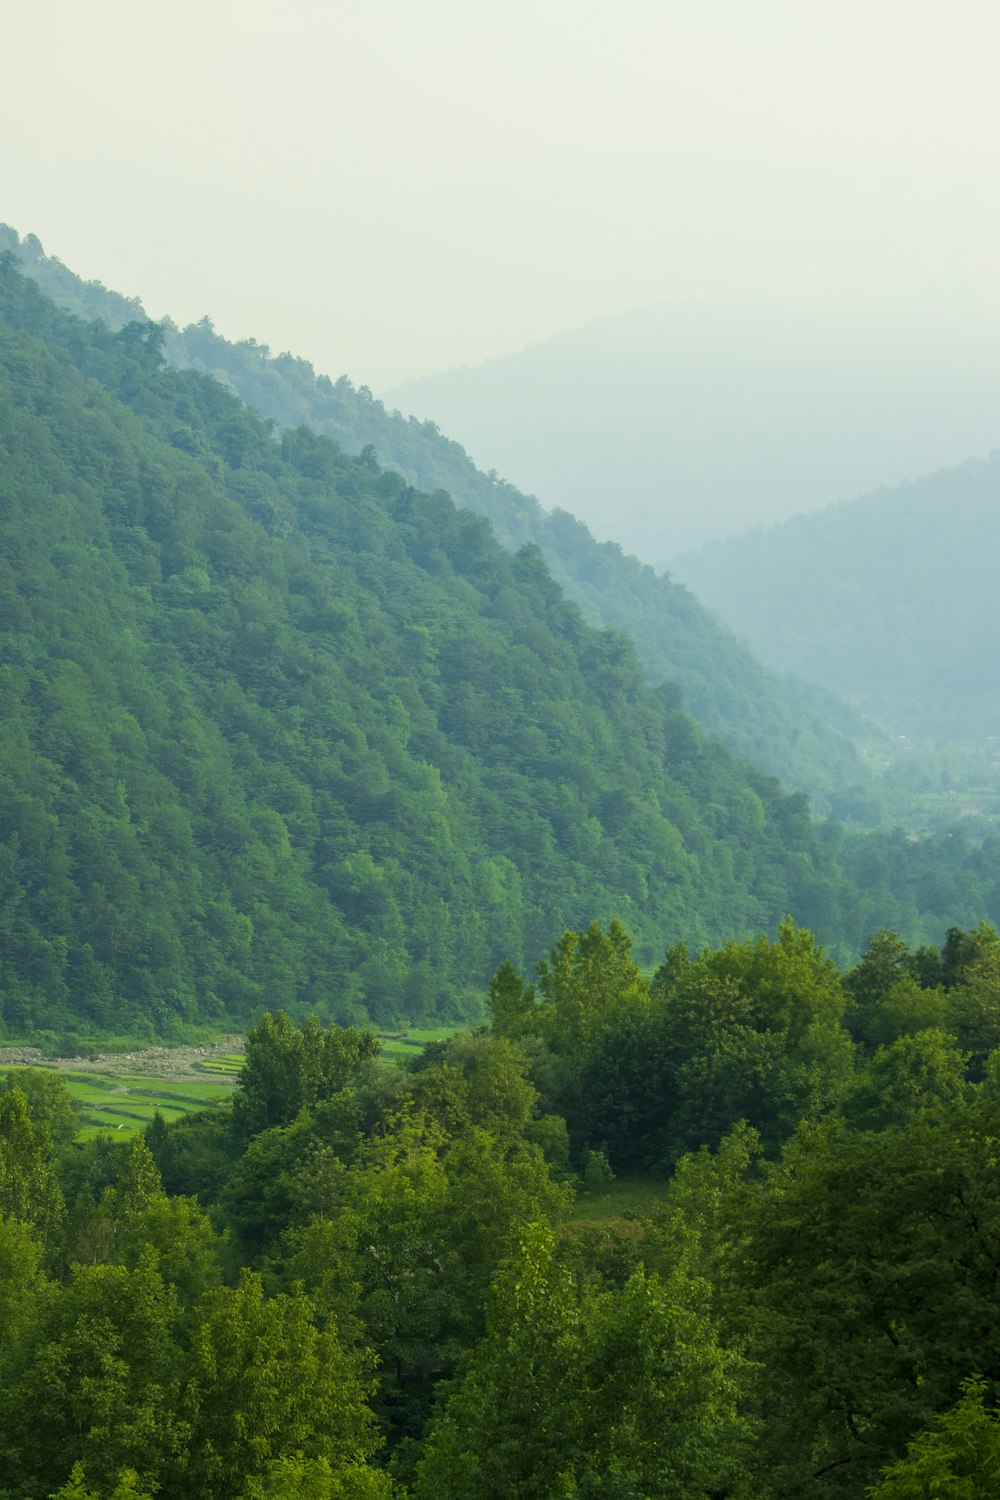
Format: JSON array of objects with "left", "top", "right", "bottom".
[
  {"left": 0, "top": 224, "right": 881, "bottom": 817},
  {"left": 3, "top": 917, "right": 1000, "bottom": 1497}
]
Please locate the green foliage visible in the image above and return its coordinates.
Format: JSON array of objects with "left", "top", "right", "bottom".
[
  {"left": 581, "top": 1147, "right": 615, "bottom": 1194},
  {"left": 183, "top": 1273, "right": 382, "bottom": 1500},
  {"left": 0, "top": 1068, "right": 79, "bottom": 1150},
  {"left": 840, "top": 1029, "right": 969, "bottom": 1132},
  {"left": 0, "top": 1211, "right": 46, "bottom": 1346},
  {"left": 413, "top": 1223, "right": 748, "bottom": 1499},
  {"left": 1, "top": 1256, "right": 188, "bottom": 1495},
  {"left": 869, "top": 1379, "right": 1000, "bottom": 1499},
  {"left": 947, "top": 926, "right": 1000, "bottom": 1077},
  {"left": 537, "top": 919, "right": 648, "bottom": 1055},
  {"left": 241, "top": 1454, "right": 395, "bottom": 1499},
  {"left": 0, "top": 915, "right": 999, "bottom": 1494},
  {"left": 232, "top": 1012, "right": 380, "bottom": 1142},
  {"left": 727, "top": 1097, "right": 1000, "bottom": 1493},
  {"left": 486, "top": 958, "right": 536, "bottom": 1038},
  {"left": 564, "top": 921, "right": 854, "bottom": 1171},
  {"left": 0, "top": 1085, "right": 64, "bottom": 1245},
  {"left": 653, "top": 920, "right": 854, "bottom": 1158},
  {"left": 7, "top": 226, "right": 1000, "bottom": 1499},
  {"left": 50, "top": 1463, "right": 155, "bottom": 1500}
]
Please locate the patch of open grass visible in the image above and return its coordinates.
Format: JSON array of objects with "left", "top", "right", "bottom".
[
  {"left": 77, "top": 1124, "right": 134, "bottom": 1142},
  {"left": 562, "top": 1174, "right": 674, "bottom": 1232},
  {"left": 376, "top": 1025, "right": 460, "bottom": 1061}
]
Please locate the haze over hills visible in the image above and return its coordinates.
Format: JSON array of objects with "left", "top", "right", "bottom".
[
  {"left": 672, "top": 456, "right": 1000, "bottom": 743},
  {"left": 10, "top": 11, "right": 1000, "bottom": 1495},
  {"left": 384, "top": 299, "right": 1000, "bottom": 561},
  {"left": 1, "top": 225, "right": 884, "bottom": 817}
]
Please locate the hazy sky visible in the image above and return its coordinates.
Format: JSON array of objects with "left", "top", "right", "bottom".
[{"left": 5, "top": 0, "right": 1000, "bottom": 389}]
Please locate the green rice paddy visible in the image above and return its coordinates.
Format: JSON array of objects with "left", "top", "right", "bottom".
[
  {"left": 1, "top": 1031, "right": 457, "bottom": 1139},
  {"left": 0, "top": 1064, "right": 238, "bottom": 1141},
  {"left": 186, "top": 1052, "right": 245, "bottom": 1079}
]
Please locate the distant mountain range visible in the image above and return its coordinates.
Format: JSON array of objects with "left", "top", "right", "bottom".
[
  {"left": 384, "top": 300, "right": 1000, "bottom": 562},
  {"left": 673, "top": 458, "right": 1000, "bottom": 742},
  {"left": 0, "top": 225, "right": 879, "bottom": 817}
]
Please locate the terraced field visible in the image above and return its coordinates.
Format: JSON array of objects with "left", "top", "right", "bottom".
[
  {"left": 0, "top": 1032, "right": 457, "bottom": 1139},
  {"left": 183, "top": 1052, "right": 245, "bottom": 1080},
  {"left": 0, "top": 1061, "right": 241, "bottom": 1140}
]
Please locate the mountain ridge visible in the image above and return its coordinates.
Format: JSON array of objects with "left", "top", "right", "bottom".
[
  {"left": 0, "top": 224, "right": 880, "bottom": 817},
  {"left": 672, "top": 454, "right": 1000, "bottom": 741}
]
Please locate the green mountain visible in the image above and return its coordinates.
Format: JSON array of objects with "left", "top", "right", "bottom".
[
  {"left": 0, "top": 256, "right": 847, "bottom": 1037},
  {"left": 4, "top": 252, "right": 999, "bottom": 1043},
  {"left": 673, "top": 457, "right": 1000, "bottom": 742},
  {"left": 0, "top": 224, "right": 878, "bottom": 818}
]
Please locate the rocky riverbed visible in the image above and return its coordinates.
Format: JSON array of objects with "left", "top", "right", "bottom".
[{"left": 0, "top": 1038, "right": 245, "bottom": 1083}]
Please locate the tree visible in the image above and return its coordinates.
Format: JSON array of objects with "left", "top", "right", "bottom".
[
  {"left": 49, "top": 1463, "right": 155, "bottom": 1500},
  {"left": 840, "top": 1029, "right": 969, "bottom": 1132},
  {"left": 845, "top": 929, "right": 912, "bottom": 1020},
  {"left": 440, "top": 1032, "right": 539, "bottom": 1139},
  {"left": 652, "top": 920, "right": 854, "bottom": 1159},
  {"left": 0, "top": 1211, "right": 46, "bottom": 1346},
  {"left": 232, "top": 1012, "right": 380, "bottom": 1142},
  {"left": 240, "top": 1454, "right": 394, "bottom": 1499},
  {"left": 870, "top": 1379, "right": 1000, "bottom": 1499},
  {"left": 537, "top": 920, "right": 648, "bottom": 1056},
  {"left": 948, "top": 930, "right": 1000, "bottom": 1077},
  {"left": 533, "top": 921, "right": 649, "bottom": 1137},
  {"left": 413, "top": 1224, "right": 747, "bottom": 1499},
  {"left": 0, "top": 1084, "right": 64, "bottom": 1246},
  {"left": 0, "top": 1256, "right": 185, "bottom": 1497},
  {"left": 487, "top": 959, "right": 536, "bottom": 1039},
  {"left": 411, "top": 1224, "right": 587, "bottom": 1500},
  {"left": 0, "top": 1067, "right": 79, "bottom": 1151},
  {"left": 184, "top": 1273, "right": 382, "bottom": 1500},
  {"left": 728, "top": 1097, "right": 1000, "bottom": 1493}
]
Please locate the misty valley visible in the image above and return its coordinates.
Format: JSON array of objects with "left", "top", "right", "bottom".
[{"left": 1, "top": 230, "right": 1000, "bottom": 1497}]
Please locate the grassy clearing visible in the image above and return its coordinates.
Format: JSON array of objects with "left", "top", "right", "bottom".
[
  {"left": 376, "top": 1025, "right": 459, "bottom": 1061},
  {"left": 562, "top": 1175, "right": 674, "bottom": 1239}
]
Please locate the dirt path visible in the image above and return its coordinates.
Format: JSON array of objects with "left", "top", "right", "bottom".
[{"left": 0, "top": 1038, "right": 245, "bottom": 1083}]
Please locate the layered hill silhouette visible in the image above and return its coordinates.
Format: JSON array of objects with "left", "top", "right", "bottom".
[
  {"left": 673, "top": 457, "right": 1000, "bottom": 741},
  {"left": 1, "top": 252, "right": 997, "bottom": 1042},
  {"left": 0, "top": 225, "right": 877, "bottom": 816},
  {"left": 385, "top": 299, "right": 1000, "bottom": 561}
]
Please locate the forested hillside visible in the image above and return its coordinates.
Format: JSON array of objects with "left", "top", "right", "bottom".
[
  {"left": 674, "top": 456, "right": 1000, "bottom": 740},
  {"left": 0, "top": 225, "right": 876, "bottom": 815},
  {"left": 3, "top": 253, "right": 1000, "bottom": 1043},
  {"left": 0, "top": 256, "right": 866, "bottom": 1042}
]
